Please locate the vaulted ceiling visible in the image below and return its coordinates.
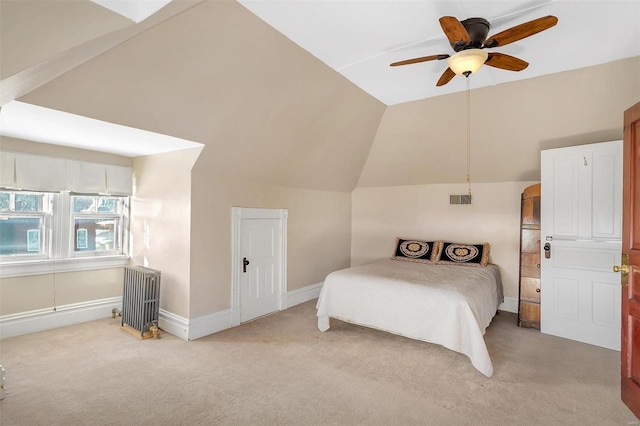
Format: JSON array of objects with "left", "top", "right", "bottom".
[
  {"left": 3, "top": 1, "right": 638, "bottom": 106},
  {"left": 0, "top": 0, "right": 386, "bottom": 191},
  {"left": 239, "top": 0, "right": 640, "bottom": 105},
  {"left": 1, "top": 0, "right": 639, "bottom": 190}
]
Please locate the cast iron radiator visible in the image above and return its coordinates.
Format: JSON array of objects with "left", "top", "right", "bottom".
[{"left": 122, "top": 266, "right": 161, "bottom": 337}]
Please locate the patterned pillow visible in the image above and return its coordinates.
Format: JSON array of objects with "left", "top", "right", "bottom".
[
  {"left": 438, "top": 242, "right": 490, "bottom": 267},
  {"left": 392, "top": 238, "right": 442, "bottom": 263}
]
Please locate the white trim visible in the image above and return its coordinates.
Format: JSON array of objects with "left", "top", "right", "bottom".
[
  {"left": 186, "top": 281, "right": 323, "bottom": 340},
  {"left": 231, "top": 207, "right": 241, "bottom": 326},
  {"left": 283, "top": 282, "right": 323, "bottom": 309},
  {"left": 158, "top": 309, "right": 190, "bottom": 341},
  {"left": 232, "top": 207, "right": 287, "bottom": 219},
  {"left": 281, "top": 212, "right": 288, "bottom": 311},
  {"left": 188, "top": 309, "right": 234, "bottom": 341},
  {"left": 231, "top": 306, "right": 241, "bottom": 327},
  {"left": 0, "top": 296, "right": 122, "bottom": 339},
  {"left": 499, "top": 296, "right": 518, "bottom": 314},
  {"left": 230, "top": 207, "right": 288, "bottom": 326},
  {"left": 0, "top": 255, "right": 129, "bottom": 278}
]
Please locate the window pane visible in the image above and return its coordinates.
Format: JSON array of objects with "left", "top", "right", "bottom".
[
  {"left": 0, "top": 217, "right": 43, "bottom": 255},
  {"left": 15, "top": 194, "right": 41, "bottom": 212},
  {"left": 97, "top": 198, "right": 116, "bottom": 213},
  {"left": 73, "top": 197, "right": 95, "bottom": 213},
  {"left": 0, "top": 193, "right": 9, "bottom": 210},
  {"left": 74, "top": 218, "right": 119, "bottom": 252}
]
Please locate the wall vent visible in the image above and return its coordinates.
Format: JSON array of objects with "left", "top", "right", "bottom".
[{"left": 449, "top": 194, "right": 472, "bottom": 205}]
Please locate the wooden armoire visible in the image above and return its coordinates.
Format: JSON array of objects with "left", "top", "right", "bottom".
[{"left": 518, "top": 183, "right": 541, "bottom": 329}]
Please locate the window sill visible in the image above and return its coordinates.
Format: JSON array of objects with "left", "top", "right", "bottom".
[{"left": 0, "top": 256, "right": 129, "bottom": 278}]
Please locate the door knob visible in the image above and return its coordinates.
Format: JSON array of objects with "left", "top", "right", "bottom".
[
  {"left": 543, "top": 243, "right": 551, "bottom": 259},
  {"left": 613, "top": 264, "right": 629, "bottom": 274},
  {"left": 243, "top": 257, "right": 250, "bottom": 273},
  {"left": 613, "top": 253, "right": 630, "bottom": 286}
]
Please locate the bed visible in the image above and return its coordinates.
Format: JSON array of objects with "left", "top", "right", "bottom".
[{"left": 315, "top": 256, "right": 503, "bottom": 377}]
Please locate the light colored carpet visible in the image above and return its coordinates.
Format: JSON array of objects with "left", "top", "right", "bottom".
[{"left": 0, "top": 300, "right": 636, "bottom": 425}]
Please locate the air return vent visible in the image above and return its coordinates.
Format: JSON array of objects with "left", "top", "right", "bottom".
[{"left": 450, "top": 194, "right": 472, "bottom": 205}]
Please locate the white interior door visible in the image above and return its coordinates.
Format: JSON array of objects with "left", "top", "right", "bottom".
[
  {"left": 231, "top": 208, "right": 287, "bottom": 324},
  {"left": 540, "top": 141, "right": 622, "bottom": 350}
]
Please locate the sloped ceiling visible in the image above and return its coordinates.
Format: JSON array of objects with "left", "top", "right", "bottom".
[
  {"left": 1, "top": 0, "right": 639, "bottom": 190},
  {"left": 357, "top": 56, "right": 640, "bottom": 187},
  {"left": 0, "top": 0, "right": 206, "bottom": 156},
  {"left": 0, "top": 0, "right": 132, "bottom": 80},
  {"left": 11, "top": 0, "right": 385, "bottom": 191}
]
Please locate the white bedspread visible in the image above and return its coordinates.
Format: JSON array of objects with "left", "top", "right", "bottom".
[{"left": 316, "top": 259, "right": 503, "bottom": 377}]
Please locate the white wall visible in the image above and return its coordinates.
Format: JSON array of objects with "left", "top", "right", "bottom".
[{"left": 351, "top": 181, "right": 538, "bottom": 301}]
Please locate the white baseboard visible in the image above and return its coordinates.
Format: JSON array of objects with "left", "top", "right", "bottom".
[
  {"left": 184, "top": 282, "right": 324, "bottom": 341},
  {"left": 188, "top": 309, "right": 234, "bottom": 341},
  {"left": 0, "top": 287, "right": 515, "bottom": 341},
  {"left": 158, "top": 309, "right": 190, "bottom": 341},
  {"left": 499, "top": 296, "right": 518, "bottom": 314},
  {"left": 283, "top": 282, "right": 322, "bottom": 309},
  {"left": 0, "top": 297, "right": 122, "bottom": 339}
]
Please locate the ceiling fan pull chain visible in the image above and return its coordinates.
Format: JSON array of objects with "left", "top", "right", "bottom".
[{"left": 466, "top": 77, "right": 472, "bottom": 197}]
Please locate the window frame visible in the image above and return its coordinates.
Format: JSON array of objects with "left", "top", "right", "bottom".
[
  {"left": 70, "top": 195, "right": 127, "bottom": 258},
  {"left": 0, "top": 191, "right": 130, "bottom": 278},
  {"left": 0, "top": 191, "right": 51, "bottom": 262}
]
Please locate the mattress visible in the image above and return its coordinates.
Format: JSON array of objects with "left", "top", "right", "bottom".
[{"left": 316, "top": 259, "right": 503, "bottom": 377}]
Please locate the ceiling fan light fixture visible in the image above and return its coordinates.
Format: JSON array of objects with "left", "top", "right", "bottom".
[{"left": 448, "top": 49, "right": 488, "bottom": 76}]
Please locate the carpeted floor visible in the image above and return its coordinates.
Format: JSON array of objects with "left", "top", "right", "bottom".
[{"left": 0, "top": 300, "right": 636, "bottom": 425}]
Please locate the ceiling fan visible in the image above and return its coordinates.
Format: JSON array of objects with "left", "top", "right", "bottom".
[{"left": 390, "top": 15, "right": 558, "bottom": 86}]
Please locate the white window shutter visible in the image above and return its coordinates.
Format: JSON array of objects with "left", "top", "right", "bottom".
[
  {"left": 0, "top": 151, "right": 15, "bottom": 188},
  {"left": 65, "top": 160, "right": 106, "bottom": 194},
  {"left": 106, "top": 165, "right": 133, "bottom": 196},
  {"left": 15, "top": 153, "right": 65, "bottom": 191},
  {"left": 1, "top": 152, "right": 132, "bottom": 195}
]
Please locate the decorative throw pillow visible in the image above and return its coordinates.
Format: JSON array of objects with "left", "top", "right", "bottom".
[
  {"left": 392, "top": 238, "right": 441, "bottom": 263},
  {"left": 438, "top": 242, "right": 490, "bottom": 267}
]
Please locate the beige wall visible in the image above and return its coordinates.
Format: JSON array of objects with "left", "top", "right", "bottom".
[
  {"left": 189, "top": 167, "right": 352, "bottom": 317},
  {"left": 131, "top": 147, "right": 202, "bottom": 318},
  {"left": 0, "top": 268, "right": 123, "bottom": 316},
  {"left": 352, "top": 58, "right": 638, "bottom": 304},
  {"left": 4, "top": 0, "right": 637, "bottom": 329},
  {"left": 351, "top": 182, "right": 538, "bottom": 300},
  {"left": 5, "top": 1, "right": 385, "bottom": 323}
]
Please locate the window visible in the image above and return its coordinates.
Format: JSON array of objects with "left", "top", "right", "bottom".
[
  {"left": 71, "top": 195, "right": 126, "bottom": 255},
  {"left": 0, "top": 191, "right": 50, "bottom": 258},
  {"left": 0, "top": 190, "right": 129, "bottom": 276}
]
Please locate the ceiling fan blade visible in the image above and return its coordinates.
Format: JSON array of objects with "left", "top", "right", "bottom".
[
  {"left": 439, "top": 16, "right": 470, "bottom": 48},
  {"left": 436, "top": 67, "right": 456, "bottom": 87},
  {"left": 390, "top": 54, "right": 449, "bottom": 67},
  {"left": 484, "top": 15, "right": 558, "bottom": 48},
  {"left": 485, "top": 52, "right": 529, "bottom": 71}
]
